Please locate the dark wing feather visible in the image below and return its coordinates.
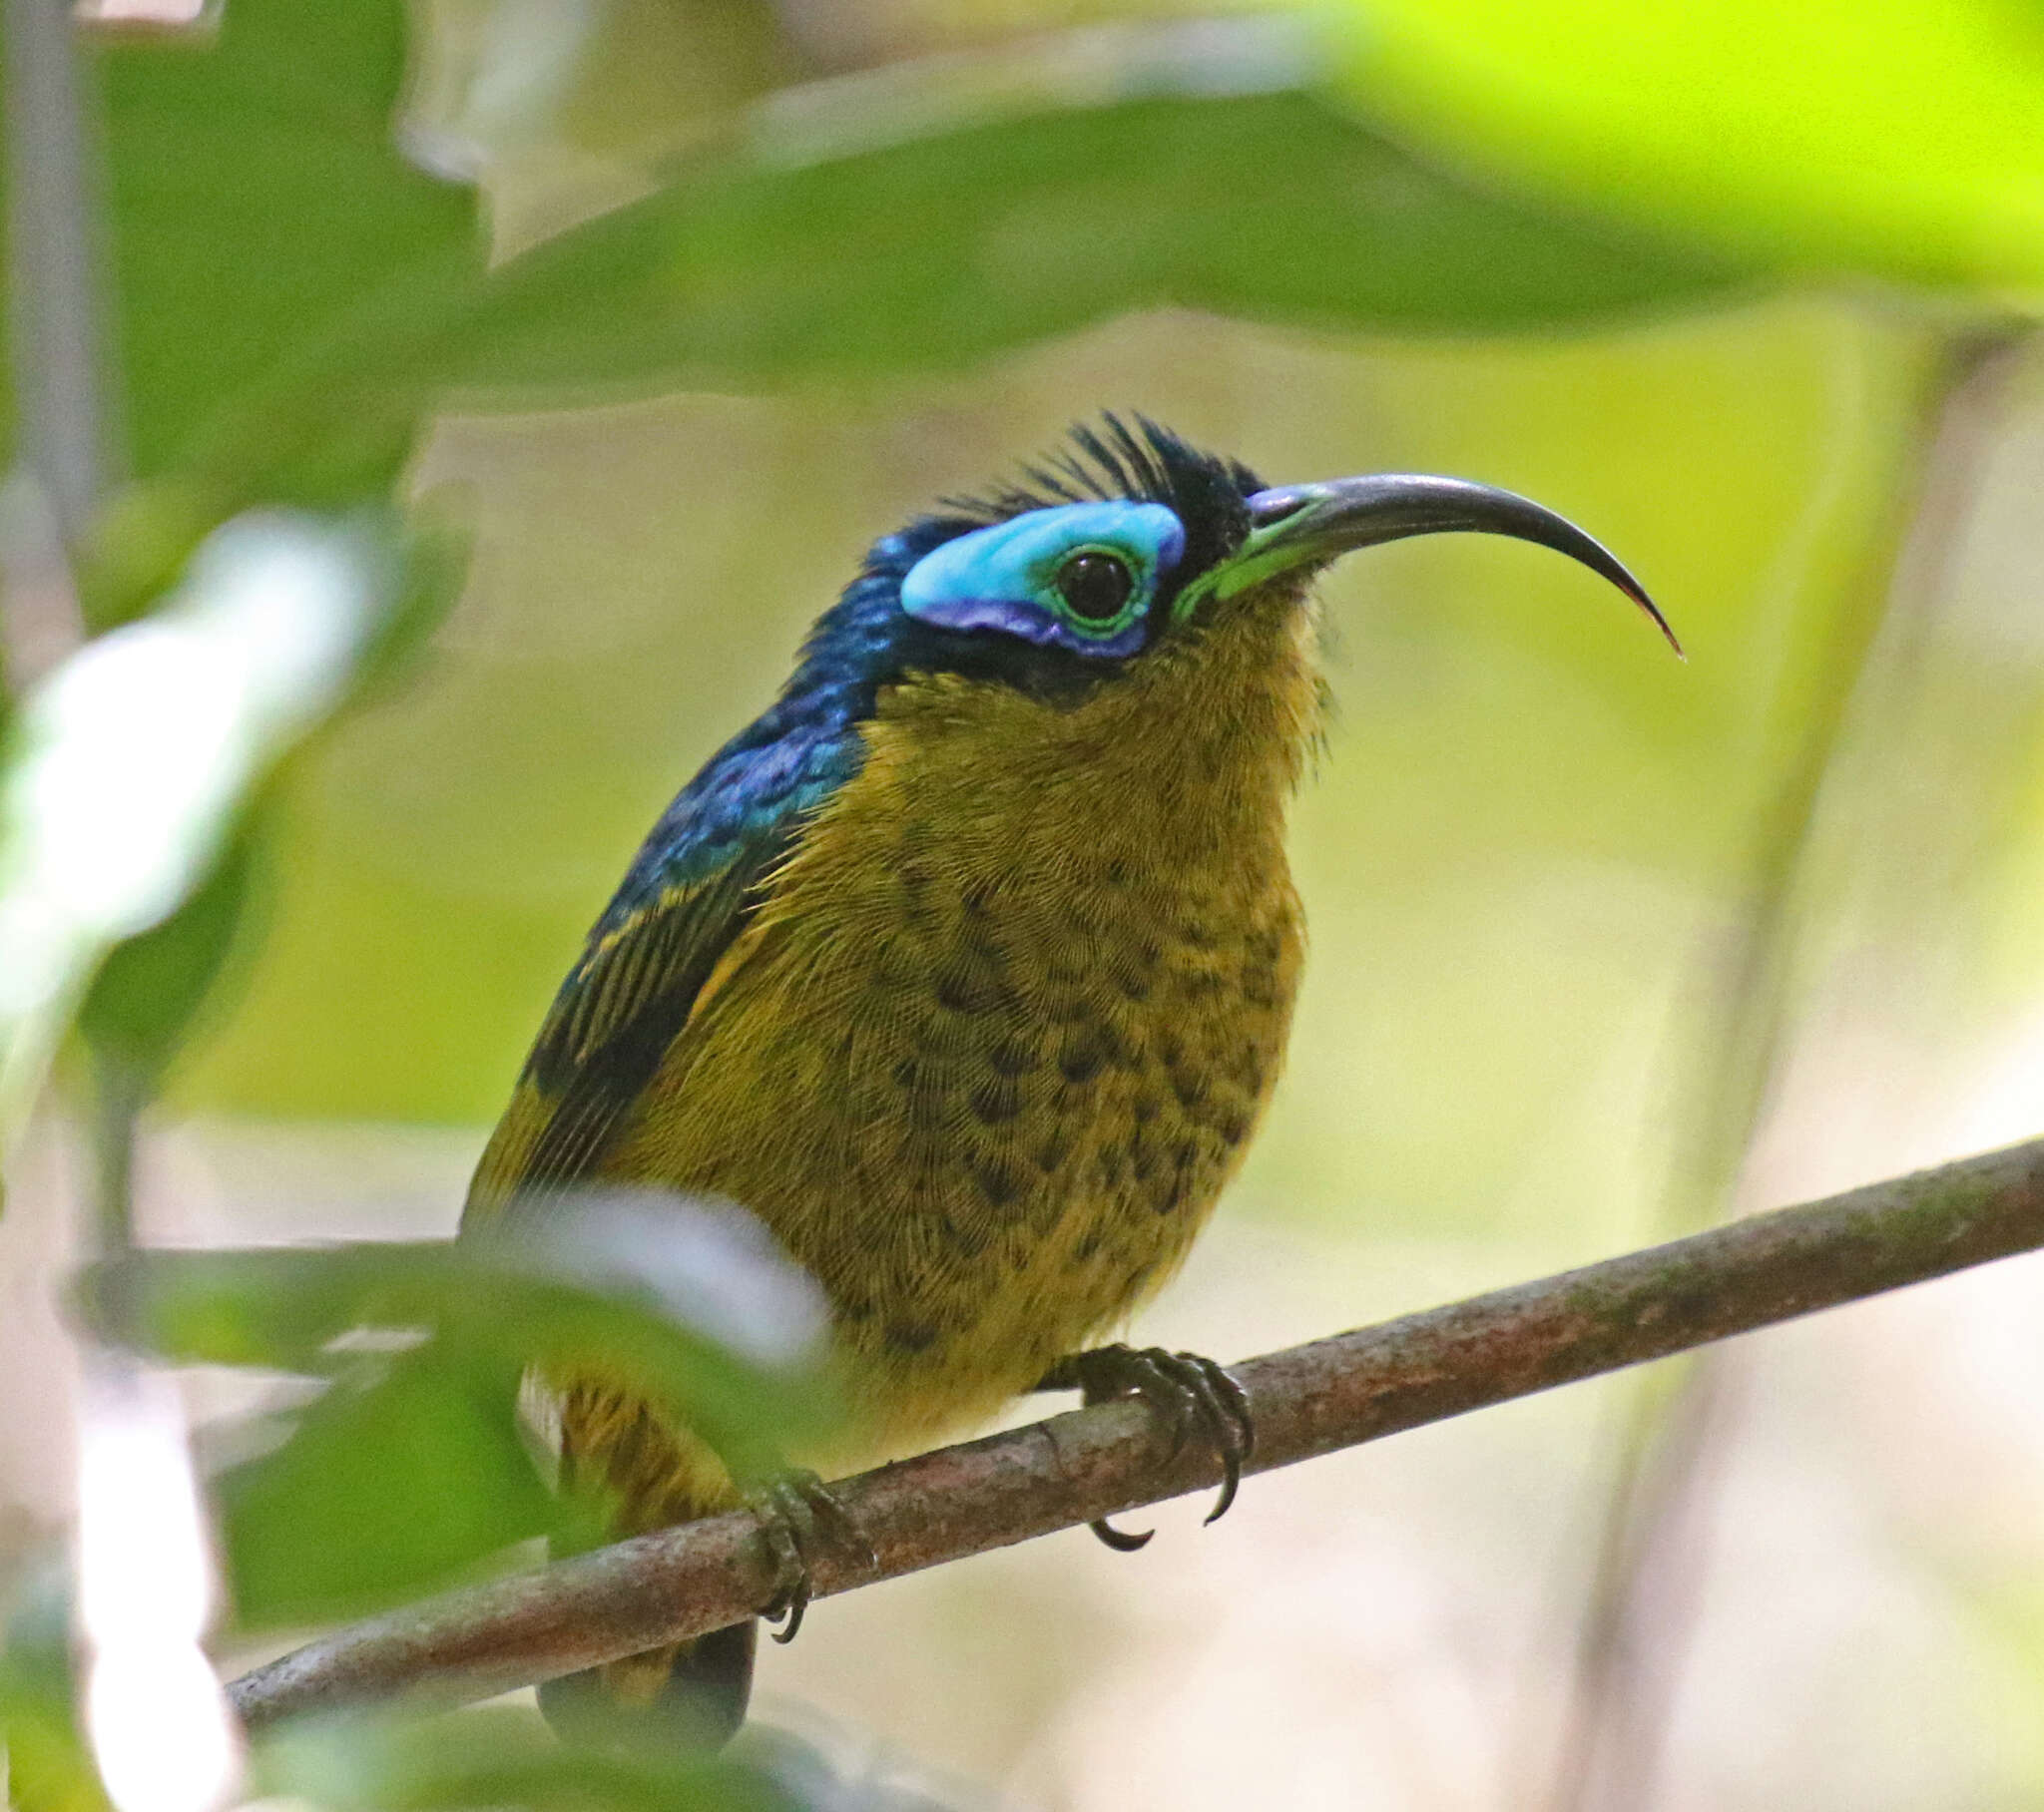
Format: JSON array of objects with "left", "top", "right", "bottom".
[
  {"left": 466, "top": 825, "right": 795, "bottom": 1214},
  {"left": 527, "top": 835, "right": 792, "bottom": 1185}
]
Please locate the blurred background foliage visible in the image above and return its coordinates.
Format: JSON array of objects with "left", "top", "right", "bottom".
[{"left": 9, "top": 0, "right": 2044, "bottom": 1807}]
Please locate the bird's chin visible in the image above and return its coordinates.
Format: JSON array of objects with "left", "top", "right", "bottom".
[{"left": 1181, "top": 564, "right": 1323, "bottom": 641}]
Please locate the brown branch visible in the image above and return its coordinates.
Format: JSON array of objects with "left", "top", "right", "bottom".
[{"left": 227, "top": 1135, "right": 2044, "bottom": 1732}]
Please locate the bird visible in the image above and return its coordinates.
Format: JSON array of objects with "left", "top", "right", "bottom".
[{"left": 462, "top": 416, "right": 1676, "bottom": 1745}]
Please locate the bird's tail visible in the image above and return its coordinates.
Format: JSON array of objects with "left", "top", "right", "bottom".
[
  {"left": 538, "top": 1623, "right": 757, "bottom": 1749},
  {"left": 530, "top": 1377, "right": 757, "bottom": 1746}
]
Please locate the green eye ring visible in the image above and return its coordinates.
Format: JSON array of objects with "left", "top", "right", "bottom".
[{"left": 1047, "top": 545, "right": 1141, "bottom": 637}]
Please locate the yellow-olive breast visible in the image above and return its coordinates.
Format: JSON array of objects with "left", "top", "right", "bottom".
[{"left": 597, "top": 588, "right": 1319, "bottom": 1457}]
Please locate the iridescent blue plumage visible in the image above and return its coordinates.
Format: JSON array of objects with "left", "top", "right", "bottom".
[{"left": 598, "top": 562, "right": 905, "bottom": 909}]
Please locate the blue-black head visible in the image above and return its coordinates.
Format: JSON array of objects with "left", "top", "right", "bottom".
[{"left": 789, "top": 414, "right": 1675, "bottom": 715}]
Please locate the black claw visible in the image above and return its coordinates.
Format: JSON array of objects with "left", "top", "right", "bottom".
[
  {"left": 1179, "top": 1350, "right": 1254, "bottom": 1524},
  {"left": 1046, "top": 1343, "right": 1256, "bottom": 1539},
  {"left": 1204, "top": 1472, "right": 1240, "bottom": 1526},
  {"left": 746, "top": 1471, "right": 870, "bottom": 1645},
  {"left": 1088, "top": 1516, "right": 1154, "bottom": 1553},
  {"left": 770, "top": 1586, "right": 808, "bottom": 1645}
]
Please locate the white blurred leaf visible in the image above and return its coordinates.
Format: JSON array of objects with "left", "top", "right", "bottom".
[
  {"left": 0, "top": 511, "right": 402, "bottom": 1142},
  {"left": 77, "top": 1367, "right": 242, "bottom": 1812},
  {"left": 491, "top": 1187, "right": 831, "bottom": 1369}
]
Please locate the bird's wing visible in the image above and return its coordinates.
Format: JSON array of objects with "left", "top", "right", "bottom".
[{"left": 465, "top": 825, "right": 796, "bottom": 1214}]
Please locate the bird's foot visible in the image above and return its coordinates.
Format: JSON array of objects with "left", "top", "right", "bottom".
[
  {"left": 744, "top": 1470, "right": 872, "bottom": 1645},
  {"left": 1036, "top": 1344, "right": 1255, "bottom": 1551}
]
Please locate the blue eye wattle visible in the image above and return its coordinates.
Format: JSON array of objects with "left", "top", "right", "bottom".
[{"left": 898, "top": 501, "right": 1185, "bottom": 660}]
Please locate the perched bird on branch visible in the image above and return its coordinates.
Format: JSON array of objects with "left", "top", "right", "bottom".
[{"left": 464, "top": 417, "right": 1676, "bottom": 1743}]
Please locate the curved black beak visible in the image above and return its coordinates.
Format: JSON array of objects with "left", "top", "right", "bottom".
[{"left": 1220, "top": 474, "right": 1681, "bottom": 658}]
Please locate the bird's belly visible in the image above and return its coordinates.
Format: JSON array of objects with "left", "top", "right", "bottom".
[{"left": 600, "top": 867, "right": 1303, "bottom": 1460}]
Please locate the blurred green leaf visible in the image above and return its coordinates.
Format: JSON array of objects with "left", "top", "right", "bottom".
[
  {"left": 81, "top": 0, "right": 480, "bottom": 487},
  {"left": 79, "top": 1200, "right": 830, "bottom": 1453},
  {"left": 216, "top": 1346, "right": 557, "bottom": 1626},
  {"left": 75, "top": 816, "right": 257, "bottom": 1088},
  {"left": 77, "top": 1240, "right": 450, "bottom": 1372},
  {"left": 256, "top": 1707, "right": 804, "bottom": 1812},
  {"left": 0, "top": 1571, "right": 107, "bottom": 1812},
  {"left": 1329, "top": 0, "right": 2044, "bottom": 293},
  {"left": 0, "top": 510, "right": 407, "bottom": 1140},
  {"left": 436, "top": 87, "right": 1743, "bottom": 397},
  {"left": 346, "top": 496, "right": 472, "bottom": 704},
  {"left": 76, "top": 1191, "right": 835, "bottom": 1618}
]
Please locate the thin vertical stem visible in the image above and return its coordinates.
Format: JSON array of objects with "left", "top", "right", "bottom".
[
  {"left": 3, "top": 0, "right": 118, "bottom": 686},
  {"left": 1541, "top": 325, "right": 2031, "bottom": 1812},
  {"left": 89, "top": 1047, "right": 143, "bottom": 1253},
  {"left": 4, "top": 0, "right": 117, "bottom": 542}
]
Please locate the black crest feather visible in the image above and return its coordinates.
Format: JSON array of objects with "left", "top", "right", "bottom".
[{"left": 942, "top": 414, "right": 1263, "bottom": 594}]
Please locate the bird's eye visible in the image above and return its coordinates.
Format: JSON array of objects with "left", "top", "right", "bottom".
[{"left": 1054, "top": 551, "right": 1135, "bottom": 625}]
